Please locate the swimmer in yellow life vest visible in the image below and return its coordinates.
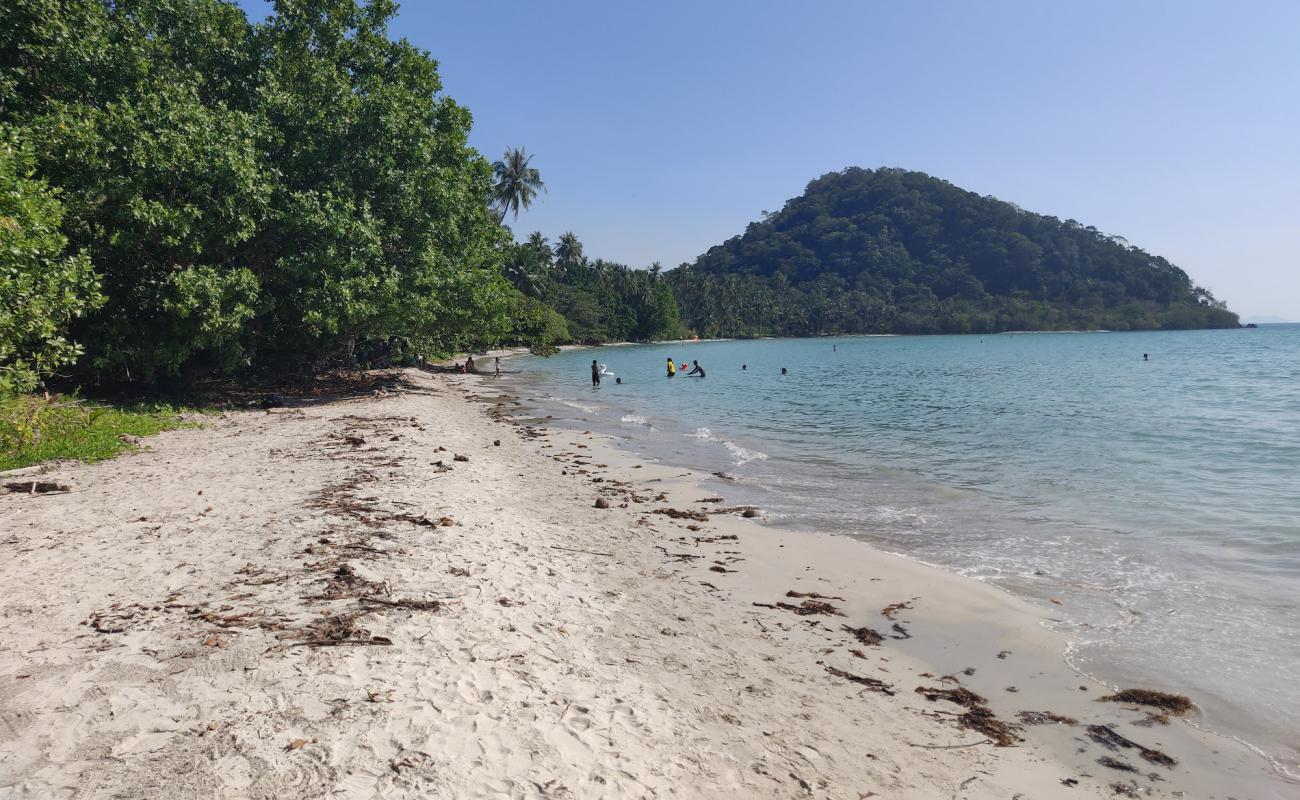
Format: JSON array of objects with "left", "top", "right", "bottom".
[{"left": 666, "top": 357, "right": 677, "bottom": 377}]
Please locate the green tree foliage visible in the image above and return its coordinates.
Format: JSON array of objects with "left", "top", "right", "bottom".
[
  {"left": 0, "top": 131, "right": 101, "bottom": 393},
  {"left": 495, "top": 229, "right": 684, "bottom": 345},
  {"left": 670, "top": 168, "right": 1239, "bottom": 337},
  {"left": 1, "top": 0, "right": 513, "bottom": 383}
]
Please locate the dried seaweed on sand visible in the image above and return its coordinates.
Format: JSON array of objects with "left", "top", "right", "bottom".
[
  {"left": 653, "top": 507, "right": 709, "bottom": 522},
  {"left": 825, "top": 665, "right": 895, "bottom": 695},
  {"left": 786, "top": 590, "right": 844, "bottom": 601},
  {"left": 1086, "top": 725, "right": 1177, "bottom": 767},
  {"left": 881, "top": 601, "right": 912, "bottom": 619},
  {"left": 915, "top": 686, "right": 1021, "bottom": 747},
  {"left": 841, "top": 625, "right": 885, "bottom": 646},
  {"left": 1098, "top": 688, "right": 1193, "bottom": 716}
]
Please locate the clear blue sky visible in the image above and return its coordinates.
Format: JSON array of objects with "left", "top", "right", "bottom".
[{"left": 239, "top": 1, "right": 1300, "bottom": 320}]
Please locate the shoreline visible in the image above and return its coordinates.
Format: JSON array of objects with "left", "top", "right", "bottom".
[
  {"left": 484, "top": 369, "right": 1294, "bottom": 797},
  {"left": 0, "top": 368, "right": 1289, "bottom": 798},
  {"left": 501, "top": 337, "right": 1300, "bottom": 785}
]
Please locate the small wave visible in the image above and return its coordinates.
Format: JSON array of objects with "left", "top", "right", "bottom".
[
  {"left": 687, "top": 428, "right": 768, "bottom": 465},
  {"left": 620, "top": 414, "right": 652, "bottom": 427},
  {"left": 559, "top": 400, "right": 599, "bottom": 414},
  {"left": 724, "top": 440, "right": 768, "bottom": 465}
]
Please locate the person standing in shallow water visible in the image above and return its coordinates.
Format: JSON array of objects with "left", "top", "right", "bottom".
[
  {"left": 666, "top": 357, "right": 677, "bottom": 377},
  {"left": 591, "top": 359, "right": 601, "bottom": 387},
  {"left": 687, "top": 360, "right": 705, "bottom": 377}
]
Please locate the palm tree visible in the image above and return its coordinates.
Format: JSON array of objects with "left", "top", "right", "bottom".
[
  {"left": 491, "top": 148, "right": 545, "bottom": 223},
  {"left": 554, "top": 231, "right": 583, "bottom": 268},
  {"left": 503, "top": 246, "right": 542, "bottom": 298},
  {"left": 526, "top": 231, "right": 552, "bottom": 269}
]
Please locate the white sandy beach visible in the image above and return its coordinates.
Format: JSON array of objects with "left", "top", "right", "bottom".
[{"left": 0, "top": 368, "right": 1288, "bottom": 799}]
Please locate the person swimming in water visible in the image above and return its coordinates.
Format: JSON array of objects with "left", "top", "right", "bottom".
[
  {"left": 591, "top": 359, "right": 601, "bottom": 387},
  {"left": 666, "top": 357, "right": 677, "bottom": 377},
  {"left": 781, "top": 367, "right": 788, "bottom": 375},
  {"left": 687, "top": 360, "right": 705, "bottom": 377},
  {"left": 742, "top": 364, "right": 747, "bottom": 370},
  {"left": 1143, "top": 353, "right": 1149, "bottom": 361}
]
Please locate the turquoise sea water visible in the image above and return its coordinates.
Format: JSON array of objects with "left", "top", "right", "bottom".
[{"left": 510, "top": 325, "right": 1300, "bottom": 776}]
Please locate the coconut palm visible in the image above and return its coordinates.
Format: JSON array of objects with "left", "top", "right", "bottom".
[
  {"left": 491, "top": 148, "right": 545, "bottom": 223},
  {"left": 554, "top": 231, "right": 583, "bottom": 268}
]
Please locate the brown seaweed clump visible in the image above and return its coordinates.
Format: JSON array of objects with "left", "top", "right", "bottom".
[
  {"left": 1098, "top": 688, "right": 1194, "bottom": 716},
  {"left": 915, "top": 686, "right": 986, "bottom": 707},
  {"left": 825, "top": 665, "right": 895, "bottom": 695},
  {"left": 914, "top": 685, "right": 1021, "bottom": 746},
  {"left": 842, "top": 625, "right": 885, "bottom": 646},
  {"left": 1086, "top": 725, "right": 1177, "bottom": 767}
]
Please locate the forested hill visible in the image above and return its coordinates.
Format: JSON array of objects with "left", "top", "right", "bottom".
[{"left": 668, "top": 168, "right": 1239, "bottom": 337}]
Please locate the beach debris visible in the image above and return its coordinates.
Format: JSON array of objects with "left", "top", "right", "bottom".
[
  {"left": 915, "top": 685, "right": 1021, "bottom": 746},
  {"left": 594, "top": 498, "right": 611, "bottom": 509},
  {"left": 1060, "top": 777, "right": 1079, "bottom": 786},
  {"left": 880, "top": 601, "right": 912, "bottom": 619},
  {"left": 294, "top": 611, "right": 392, "bottom": 647},
  {"left": 389, "top": 512, "right": 438, "bottom": 527},
  {"left": 285, "top": 738, "right": 315, "bottom": 751},
  {"left": 260, "top": 393, "right": 286, "bottom": 409},
  {"left": 787, "top": 590, "right": 844, "bottom": 601},
  {"left": 359, "top": 596, "right": 442, "bottom": 611},
  {"left": 916, "top": 686, "right": 986, "bottom": 706},
  {"left": 742, "top": 508, "right": 759, "bottom": 518},
  {"left": 343, "top": 434, "right": 366, "bottom": 446},
  {"left": 1132, "top": 712, "right": 1170, "bottom": 727},
  {"left": 696, "top": 497, "right": 724, "bottom": 503},
  {"left": 448, "top": 566, "right": 471, "bottom": 577},
  {"left": 4, "top": 480, "right": 71, "bottom": 494},
  {"left": 1096, "top": 756, "right": 1138, "bottom": 773},
  {"left": 493, "top": 440, "right": 501, "bottom": 446},
  {"left": 709, "top": 565, "right": 735, "bottom": 573},
  {"left": 1086, "top": 724, "right": 1177, "bottom": 767},
  {"left": 653, "top": 507, "right": 708, "bottom": 522},
  {"left": 824, "top": 665, "right": 895, "bottom": 695},
  {"left": 841, "top": 625, "right": 885, "bottom": 646},
  {"left": 1017, "top": 710, "right": 1078, "bottom": 726},
  {"left": 890, "top": 622, "right": 911, "bottom": 640},
  {"left": 997, "top": 650, "right": 1012, "bottom": 659},
  {"left": 849, "top": 649, "right": 867, "bottom": 659},
  {"left": 454, "top": 453, "right": 469, "bottom": 462},
  {"left": 86, "top": 610, "right": 131, "bottom": 633},
  {"left": 1098, "top": 689, "right": 1193, "bottom": 716},
  {"left": 754, "top": 599, "right": 844, "bottom": 616},
  {"left": 310, "top": 563, "right": 388, "bottom": 600},
  {"left": 962, "top": 667, "right": 976, "bottom": 676},
  {"left": 656, "top": 545, "right": 703, "bottom": 562}
]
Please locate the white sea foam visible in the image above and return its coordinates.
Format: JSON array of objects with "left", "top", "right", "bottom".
[
  {"left": 687, "top": 428, "right": 767, "bottom": 465},
  {"left": 620, "top": 414, "right": 652, "bottom": 427},
  {"left": 559, "top": 400, "right": 598, "bottom": 414}
]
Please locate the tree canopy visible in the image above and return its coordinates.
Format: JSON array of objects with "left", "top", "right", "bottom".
[
  {"left": 669, "top": 167, "right": 1239, "bottom": 337},
  {"left": 2, "top": 0, "right": 514, "bottom": 385}
]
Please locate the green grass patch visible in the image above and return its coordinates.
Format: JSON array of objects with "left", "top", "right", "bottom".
[{"left": 0, "top": 394, "right": 195, "bottom": 471}]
